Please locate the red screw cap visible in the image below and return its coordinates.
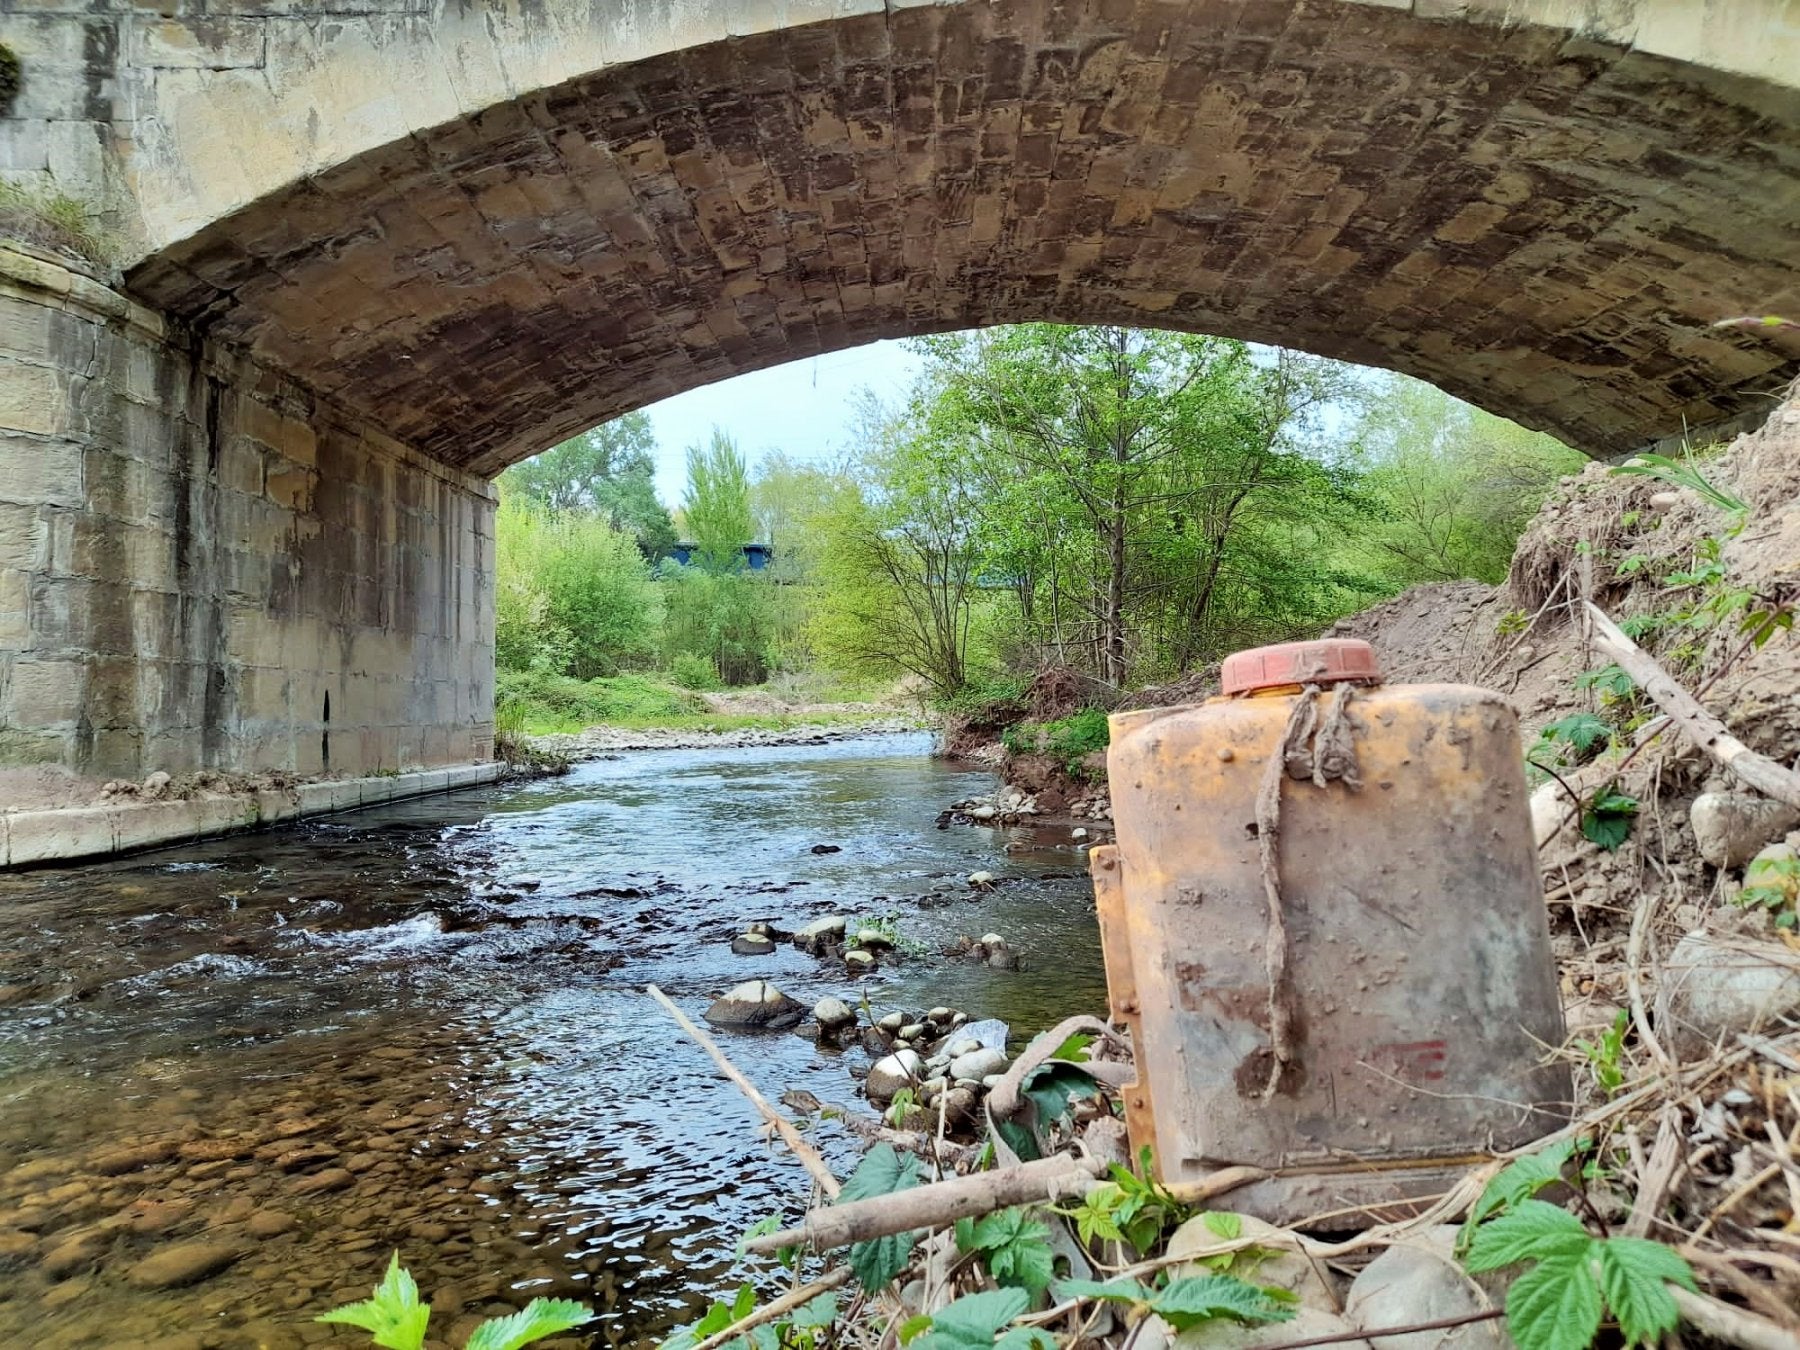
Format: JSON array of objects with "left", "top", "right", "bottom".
[{"left": 1220, "top": 638, "right": 1383, "bottom": 696}]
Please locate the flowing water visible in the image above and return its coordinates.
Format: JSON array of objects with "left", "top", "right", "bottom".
[{"left": 0, "top": 734, "right": 1106, "bottom": 1348}]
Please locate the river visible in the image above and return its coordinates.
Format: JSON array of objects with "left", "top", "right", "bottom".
[{"left": 0, "top": 734, "right": 1106, "bottom": 1348}]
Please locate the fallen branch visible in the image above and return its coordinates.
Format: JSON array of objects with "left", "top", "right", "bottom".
[
  {"left": 1670, "top": 1286, "right": 1800, "bottom": 1350},
  {"left": 1584, "top": 601, "right": 1800, "bottom": 809},
  {"left": 690, "top": 1268, "right": 852, "bottom": 1350},
  {"left": 647, "top": 984, "right": 841, "bottom": 1199},
  {"left": 746, "top": 1154, "right": 1110, "bottom": 1256},
  {"left": 1254, "top": 1309, "right": 1505, "bottom": 1349}
]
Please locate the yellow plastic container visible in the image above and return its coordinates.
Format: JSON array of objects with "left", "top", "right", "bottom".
[{"left": 1090, "top": 639, "right": 1570, "bottom": 1223}]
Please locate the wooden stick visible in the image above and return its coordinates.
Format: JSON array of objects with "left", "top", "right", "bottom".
[
  {"left": 688, "top": 1268, "right": 852, "bottom": 1350},
  {"left": 646, "top": 984, "right": 841, "bottom": 1199},
  {"left": 1253, "top": 1309, "right": 1505, "bottom": 1349},
  {"left": 1670, "top": 1287, "right": 1800, "bottom": 1350},
  {"left": 1584, "top": 601, "right": 1800, "bottom": 808},
  {"left": 745, "top": 1153, "right": 1109, "bottom": 1255}
]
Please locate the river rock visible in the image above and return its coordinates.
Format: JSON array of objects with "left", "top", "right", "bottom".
[
  {"left": 1691, "top": 792, "right": 1800, "bottom": 868},
  {"left": 845, "top": 949, "right": 878, "bottom": 975},
  {"left": 41, "top": 1231, "right": 108, "bottom": 1279},
  {"left": 704, "top": 980, "right": 806, "bottom": 1030},
  {"left": 91, "top": 1140, "right": 177, "bottom": 1175},
  {"left": 1656, "top": 927, "right": 1800, "bottom": 1053},
  {"left": 948, "top": 1047, "right": 1009, "bottom": 1081},
  {"left": 127, "top": 1241, "right": 244, "bottom": 1289},
  {"left": 954, "top": 1018, "right": 1009, "bottom": 1052},
  {"left": 971, "top": 806, "right": 997, "bottom": 821},
  {"left": 866, "top": 1050, "right": 923, "bottom": 1105},
  {"left": 813, "top": 997, "right": 857, "bottom": 1036},
  {"left": 793, "top": 915, "right": 850, "bottom": 955},
  {"left": 981, "top": 935, "right": 1019, "bottom": 970},
  {"left": 730, "top": 933, "right": 775, "bottom": 956},
  {"left": 245, "top": 1209, "right": 299, "bottom": 1238},
  {"left": 854, "top": 927, "right": 895, "bottom": 950},
  {"left": 1344, "top": 1227, "right": 1507, "bottom": 1350},
  {"left": 967, "top": 871, "right": 995, "bottom": 888},
  {"left": 898, "top": 1022, "right": 927, "bottom": 1042}
]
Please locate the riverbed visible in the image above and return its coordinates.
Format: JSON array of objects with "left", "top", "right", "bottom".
[{"left": 0, "top": 734, "right": 1106, "bottom": 1348}]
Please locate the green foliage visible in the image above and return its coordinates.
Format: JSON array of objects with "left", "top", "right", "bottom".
[
  {"left": 1001, "top": 709, "right": 1111, "bottom": 777},
  {"left": 658, "top": 1282, "right": 837, "bottom": 1350},
  {"left": 900, "top": 1288, "right": 1054, "bottom": 1349},
  {"left": 1538, "top": 713, "right": 1611, "bottom": 757},
  {"left": 317, "top": 1255, "right": 588, "bottom": 1350},
  {"left": 952, "top": 1208, "right": 1057, "bottom": 1295},
  {"left": 494, "top": 494, "right": 659, "bottom": 678},
  {"left": 0, "top": 175, "right": 113, "bottom": 264},
  {"left": 1054, "top": 1274, "right": 1297, "bottom": 1331},
  {"left": 1612, "top": 451, "right": 1747, "bottom": 522},
  {"left": 1462, "top": 1200, "right": 1695, "bottom": 1350},
  {"left": 1573, "top": 665, "right": 1634, "bottom": 702},
  {"left": 669, "top": 652, "right": 723, "bottom": 691},
  {"left": 839, "top": 1145, "right": 924, "bottom": 1291},
  {"left": 936, "top": 676, "right": 1030, "bottom": 720},
  {"left": 498, "top": 413, "right": 676, "bottom": 554},
  {"left": 494, "top": 669, "right": 703, "bottom": 731},
  {"left": 1581, "top": 788, "right": 1638, "bottom": 852},
  {"left": 1461, "top": 1140, "right": 1579, "bottom": 1249},
  {"left": 683, "top": 430, "right": 757, "bottom": 572},
  {"left": 1056, "top": 1148, "right": 1191, "bottom": 1255},
  {"left": 1740, "top": 850, "right": 1800, "bottom": 929},
  {"left": 1576, "top": 1010, "right": 1630, "bottom": 1095}
]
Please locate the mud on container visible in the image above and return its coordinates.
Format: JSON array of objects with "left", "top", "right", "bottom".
[{"left": 1090, "top": 638, "right": 1570, "bottom": 1225}]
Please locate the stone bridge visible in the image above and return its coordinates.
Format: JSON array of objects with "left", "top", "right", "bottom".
[{"left": 1, "top": 0, "right": 1798, "bottom": 790}]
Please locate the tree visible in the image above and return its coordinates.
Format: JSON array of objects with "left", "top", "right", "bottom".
[
  {"left": 498, "top": 412, "right": 677, "bottom": 555},
  {"left": 1347, "top": 376, "right": 1583, "bottom": 586},
  {"left": 682, "top": 429, "right": 754, "bottom": 571}
]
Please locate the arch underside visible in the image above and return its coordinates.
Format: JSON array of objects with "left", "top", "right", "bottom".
[{"left": 124, "top": 2, "right": 1800, "bottom": 474}]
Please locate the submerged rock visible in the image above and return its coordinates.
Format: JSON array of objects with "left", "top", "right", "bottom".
[
  {"left": 128, "top": 1241, "right": 244, "bottom": 1290},
  {"left": 705, "top": 980, "right": 805, "bottom": 1030},
  {"left": 813, "top": 997, "right": 857, "bottom": 1036},
  {"left": 731, "top": 933, "right": 776, "bottom": 956},
  {"left": 845, "top": 948, "right": 878, "bottom": 975}
]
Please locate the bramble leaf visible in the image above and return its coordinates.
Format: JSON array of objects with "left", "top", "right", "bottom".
[
  {"left": 963, "top": 1208, "right": 1056, "bottom": 1294},
  {"left": 1052, "top": 1277, "right": 1149, "bottom": 1305},
  {"left": 1462, "top": 1140, "right": 1577, "bottom": 1247},
  {"left": 1504, "top": 1251, "right": 1603, "bottom": 1350},
  {"left": 1148, "top": 1275, "right": 1298, "bottom": 1330},
  {"left": 841, "top": 1145, "right": 923, "bottom": 1291},
  {"left": 1464, "top": 1200, "right": 1592, "bottom": 1273},
  {"left": 909, "top": 1288, "right": 1031, "bottom": 1348},
  {"left": 316, "top": 1253, "right": 432, "bottom": 1350},
  {"left": 1598, "top": 1238, "right": 1694, "bottom": 1347}
]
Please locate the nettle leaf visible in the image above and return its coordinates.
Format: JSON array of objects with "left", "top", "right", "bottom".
[
  {"left": 1148, "top": 1275, "right": 1298, "bottom": 1331},
  {"left": 1581, "top": 790, "right": 1638, "bottom": 852},
  {"left": 1199, "top": 1211, "right": 1242, "bottom": 1241},
  {"left": 316, "top": 1253, "right": 433, "bottom": 1350},
  {"left": 787, "top": 1292, "right": 840, "bottom": 1331},
  {"left": 1541, "top": 714, "right": 1609, "bottom": 754},
  {"left": 1053, "top": 1277, "right": 1150, "bottom": 1306},
  {"left": 464, "top": 1299, "right": 592, "bottom": 1350},
  {"left": 910, "top": 1288, "right": 1031, "bottom": 1349},
  {"left": 1505, "top": 1251, "right": 1603, "bottom": 1350},
  {"left": 841, "top": 1145, "right": 924, "bottom": 1291},
  {"left": 1462, "top": 1141, "right": 1577, "bottom": 1248},
  {"left": 1598, "top": 1239, "right": 1695, "bottom": 1347}
]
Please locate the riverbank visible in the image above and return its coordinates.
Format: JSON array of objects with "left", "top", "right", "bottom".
[{"left": 527, "top": 714, "right": 927, "bottom": 758}]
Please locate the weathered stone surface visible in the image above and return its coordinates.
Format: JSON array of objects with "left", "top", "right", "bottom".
[
  {"left": 865, "top": 1050, "right": 923, "bottom": 1105},
  {"left": 1344, "top": 1228, "right": 1507, "bottom": 1350},
  {"left": 126, "top": 1241, "right": 244, "bottom": 1289},
  {"left": 1657, "top": 926, "right": 1800, "bottom": 1052},
  {"left": 1690, "top": 792, "right": 1800, "bottom": 868},
  {"left": 703, "top": 980, "right": 805, "bottom": 1030},
  {"left": 793, "top": 915, "right": 849, "bottom": 954}
]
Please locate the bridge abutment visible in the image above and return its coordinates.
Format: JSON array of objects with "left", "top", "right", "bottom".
[{"left": 0, "top": 246, "right": 495, "bottom": 784}]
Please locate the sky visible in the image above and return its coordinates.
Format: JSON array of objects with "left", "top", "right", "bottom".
[{"left": 641, "top": 338, "right": 925, "bottom": 507}]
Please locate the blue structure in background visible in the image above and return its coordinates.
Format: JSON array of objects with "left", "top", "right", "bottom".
[{"left": 668, "top": 541, "right": 774, "bottom": 571}]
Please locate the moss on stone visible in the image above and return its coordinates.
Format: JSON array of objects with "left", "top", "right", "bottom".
[{"left": 0, "top": 44, "right": 19, "bottom": 118}]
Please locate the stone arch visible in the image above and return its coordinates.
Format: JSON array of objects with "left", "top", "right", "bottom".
[{"left": 101, "top": 0, "right": 1800, "bottom": 472}]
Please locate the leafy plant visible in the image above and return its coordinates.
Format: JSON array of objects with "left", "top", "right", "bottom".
[
  {"left": 318, "top": 1254, "right": 588, "bottom": 1350},
  {"left": 900, "top": 1288, "right": 1053, "bottom": 1349},
  {"left": 1581, "top": 787, "right": 1638, "bottom": 852},
  {"left": 659, "top": 1284, "right": 838, "bottom": 1350},
  {"left": 1055, "top": 1148, "right": 1191, "bottom": 1255},
  {"left": 1496, "top": 608, "right": 1530, "bottom": 637},
  {"left": 1612, "top": 452, "right": 1747, "bottom": 521},
  {"left": 1462, "top": 1200, "right": 1695, "bottom": 1350},
  {"left": 1573, "top": 665, "right": 1634, "bottom": 702},
  {"left": 1575, "top": 1010, "right": 1630, "bottom": 1096},
  {"left": 1739, "top": 849, "right": 1800, "bottom": 929},
  {"left": 1538, "top": 713, "right": 1611, "bottom": 759},
  {"left": 953, "top": 1208, "right": 1057, "bottom": 1294},
  {"left": 1054, "top": 1274, "right": 1298, "bottom": 1331},
  {"left": 839, "top": 1145, "right": 923, "bottom": 1290},
  {"left": 1460, "top": 1139, "right": 1580, "bottom": 1250}
]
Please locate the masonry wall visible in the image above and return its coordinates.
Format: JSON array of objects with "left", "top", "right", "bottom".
[{"left": 0, "top": 245, "right": 495, "bottom": 782}]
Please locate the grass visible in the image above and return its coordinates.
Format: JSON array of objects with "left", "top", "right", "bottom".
[
  {"left": 0, "top": 177, "right": 114, "bottom": 267},
  {"left": 495, "top": 668, "right": 910, "bottom": 736}
]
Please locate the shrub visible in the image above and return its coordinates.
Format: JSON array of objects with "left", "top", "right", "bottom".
[
  {"left": 668, "top": 653, "right": 723, "bottom": 691},
  {"left": 1002, "top": 708, "right": 1111, "bottom": 778}
]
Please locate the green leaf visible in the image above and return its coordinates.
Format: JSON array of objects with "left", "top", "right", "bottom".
[
  {"left": 1019, "top": 1062, "right": 1103, "bottom": 1130},
  {"left": 465, "top": 1299, "right": 593, "bottom": 1350},
  {"left": 787, "top": 1292, "right": 840, "bottom": 1331},
  {"left": 738, "top": 1215, "right": 780, "bottom": 1258},
  {"left": 1053, "top": 1277, "right": 1149, "bottom": 1306},
  {"left": 316, "top": 1253, "right": 433, "bottom": 1350},
  {"left": 1200, "top": 1211, "right": 1242, "bottom": 1240},
  {"left": 1048, "top": 1031, "right": 1096, "bottom": 1062},
  {"left": 991, "top": 1329, "right": 1056, "bottom": 1350},
  {"left": 1581, "top": 790, "right": 1638, "bottom": 851},
  {"left": 1541, "top": 714, "right": 1609, "bottom": 754},
  {"left": 1464, "top": 1201, "right": 1593, "bottom": 1273},
  {"left": 1504, "top": 1251, "right": 1603, "bottom": 1350},
  {"left": 910, "top": 1288, "right": 1031, "bottom": 1349},
  {"left": 1463, "top": 1140, "right": 1577, "bottom": 1245},
  {"left": 1147, "top": 1275, "right": 1298, "bottom": 1331},
  {"left": 1598, "top": 1239, "right": 1694, "bottom": 1347},
  {"left": 962, "top": 1208, "right": 1056, "bottom": 1294},
  {"left": 841, "top": 1144, "right": 925, "bottom": 1291}
]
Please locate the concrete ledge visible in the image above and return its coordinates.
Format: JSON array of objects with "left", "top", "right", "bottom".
[{"left": 0, "top": 763, "right": 505, "bottom": 869}]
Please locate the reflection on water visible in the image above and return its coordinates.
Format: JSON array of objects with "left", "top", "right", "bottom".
[{"left": 0, "top": 735, "right": 1105, "bottom": 1347}]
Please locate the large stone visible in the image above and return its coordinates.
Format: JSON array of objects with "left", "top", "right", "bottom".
[
  {"left": 793, "top": 915, "right": 850, "bottom": 955},
  {"left": 1690, "top": 792, "right": 1800, "bottom": 868},
  {"left": 948, "top": 1047, "right": 1008, "bottom": 1082},
  {"left": 865, "top": 1050, "right": 923, "bottom": 1105},
  {"left": 127, "top": 1241, "right": 244, "bottom": 1289},
  {"left": 1344, "top": 1227, "right": 1507, "bottom": 1350},
  {"left": 1657, "top": 927, "right": 1800, "bottom": 1052},
  {"left": 731, "top": 933, "right": 775, "bottom": 956},
  {"left": 704, "top": 980, "right": 805, "bottom": 1030},
  {"left": 813, "top": 997, "right": 857, "bottom": 1034}
]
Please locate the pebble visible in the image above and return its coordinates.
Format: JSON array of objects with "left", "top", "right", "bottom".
[
  {"left": 246, "top": 1209, "right": 300, "bottom": 1238},
  {"left": 127, "top": 1241, "right": 245, "bottom": 1290}
]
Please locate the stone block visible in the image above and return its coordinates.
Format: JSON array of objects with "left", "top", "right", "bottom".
[
  {"left": 5, "top": 807, "right": 115, "bottom": 867},
  {"left": 136, "top": 16, "right": 267, "bottom": 69},
  {"left": 0, "top": 365, "right": 70, "bottom": 438},
  {"left": 0, "top": 506, "right": 48, "bottom": 574},
  {"left": 7, "top": 657, "right": 88, "bottom": 727}
]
